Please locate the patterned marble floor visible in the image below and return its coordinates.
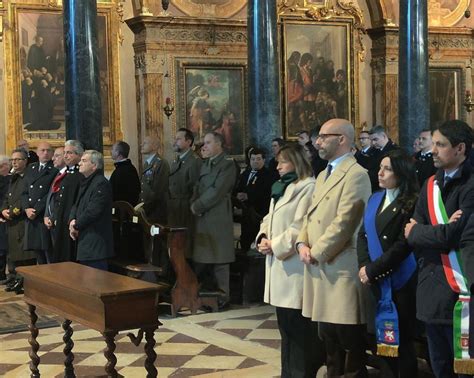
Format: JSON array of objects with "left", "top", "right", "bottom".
[{"left": 0, "top": 288, "right": 286, "bottom": 377}]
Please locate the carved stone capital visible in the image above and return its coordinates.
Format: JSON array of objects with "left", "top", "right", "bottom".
[{"left": 134, "top": 53, "right": 165, "bottom": 74}]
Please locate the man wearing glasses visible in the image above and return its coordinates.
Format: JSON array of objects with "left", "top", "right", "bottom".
[
  {"left": 355, "top": 130, "right": 374, "bottom": 171},
  {"left": 297, "top": 118, "right": 371, "bottom": 377},
  {"left": 1, "top": 149, "right": 34, "bottom": 294}
]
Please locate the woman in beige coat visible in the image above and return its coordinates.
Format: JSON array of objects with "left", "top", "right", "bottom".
[{"left": 256, "top": 144, "right": 324, "bottom": 377}]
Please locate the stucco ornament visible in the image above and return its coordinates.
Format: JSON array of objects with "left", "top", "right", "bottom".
[
  {"left": 172, "top": 0, "right": 246, "bottom": 18},
  {"left": 428, "top": 0, "right": 471, "bottom": 26}
]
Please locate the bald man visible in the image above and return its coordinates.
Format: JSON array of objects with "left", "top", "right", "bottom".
[
  {"left": 23, "top": 141, "right": 58, "bottom": 264},
  {"left": 296, "top": 119, "right": 371, "bottom": 377}
]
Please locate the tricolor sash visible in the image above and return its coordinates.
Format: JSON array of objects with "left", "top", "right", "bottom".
[
  {"left": 426, "top": 175, "right": 474, "bottom": 373},
  {"left": 364, "top": 191, "right": 417, "bottom": 357}
]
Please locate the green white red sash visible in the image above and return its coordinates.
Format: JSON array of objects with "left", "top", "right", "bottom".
[{"left": 427, "top": 176, "right": 473, "bottom": 373}]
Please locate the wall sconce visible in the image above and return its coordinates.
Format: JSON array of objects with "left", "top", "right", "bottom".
[
  {"left": 163, "top": 97, "right": 174, "bottom": 119},
  {"left": 465, "top": 90, "right": 474, "bottom": 113}
]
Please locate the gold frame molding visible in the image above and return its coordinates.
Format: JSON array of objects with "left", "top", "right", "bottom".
[
  {"left": 172, "top": 0, "right": 246, "bottom": 18},
  {"left": 279, "top": 1, "right": 362, "bottom": 138},
  {"left": 3, "top": 0, "right": 122, "bottom": 153}
]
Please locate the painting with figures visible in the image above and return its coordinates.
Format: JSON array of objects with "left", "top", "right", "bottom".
[{"left": 283, "top": 21, "right": 351, "bottom": 138}]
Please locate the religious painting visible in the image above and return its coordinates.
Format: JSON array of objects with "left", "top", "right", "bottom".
[
  {"left": 282, "top": 20, "right": 353, "bottom": 139},
  {"left": 429, "top": 67, "right": 462, "bottom": 127},
  {"left": 178, "top": 60, "right": 247, "bottom": 158},
  {"left": 17, "top": 11, "right": 110, "bottom": 140}
]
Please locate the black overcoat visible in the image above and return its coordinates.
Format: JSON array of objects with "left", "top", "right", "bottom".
[{"left": 109, "top": 159, "right": 141, "bottom": 206}]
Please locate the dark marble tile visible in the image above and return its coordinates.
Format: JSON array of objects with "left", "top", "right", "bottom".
[
  {"left": 237, "top": 357, "right": 266, "bottom": 369},
  {"left": 233, "top": 313, "right": 273, "bottom": 320},
  {"left": 167, "top": 334, "right": 202, "bottom": 343},
  {"left": 252, "top": 339, "right": 281, "bottom": 349},
  {"left": 170, "top": 368, "right": 222, "bottom": 377},
  {"left": 218, "top": 328, "right": 252, "bottom": 339},
  {"left": 195, "top": 320, "right": 218, "bottom": 328},
  {"left": 0, "top": 364, "right": 21, "bottom": 375},
  {"left": 258, "top": 320, "right": 278, "bottom": 329},
  {"left": 199, "top": 345, "right": 242, "bottom": 356}
]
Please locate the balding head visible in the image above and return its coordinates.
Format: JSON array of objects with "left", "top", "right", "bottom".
[
  {"left": 315, "top": 118, "right": 354, "bottom": 161},
  {"left": 141, "top": 135, "right": 159, "bottom": 155},
  {"left": 37, "top": 142, "right": 53, "bottom": 163}
]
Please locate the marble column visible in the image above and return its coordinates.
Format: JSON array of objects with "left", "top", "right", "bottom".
[
  {"left": 398, "top": 0, "right": 429, "bottom": 151},
  {"left": 247, "top": 0, "right": 281, "bottom": 152},
  {"left": 63, "top": 0, "right": 103, "bottom": 151}
]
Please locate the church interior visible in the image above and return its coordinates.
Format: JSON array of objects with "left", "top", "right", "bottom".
[{"left": 0, "top": 0, "right": 473, "bottom": 376}]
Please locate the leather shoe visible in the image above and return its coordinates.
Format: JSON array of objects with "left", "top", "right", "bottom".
[{"left": 5, "top": 279, "right": 22, "bottom": 293}]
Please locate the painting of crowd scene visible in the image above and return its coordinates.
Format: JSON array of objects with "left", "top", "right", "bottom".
[
  {"left": 18, "top": 12, "right": 109, "bottom": 135},
  {"left": 185, "top": 66, "right": 245, "bottom": 156},
  {"left": 283, "top": 22, "right": 350, "bottom": 137}
]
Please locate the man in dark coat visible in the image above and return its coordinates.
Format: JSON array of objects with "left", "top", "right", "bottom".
[
  {"left": 138, "top": 135, "right": 170, "bottom": 224},
  {"left": 414, "top": 128, "right": 437, "bottom": 186},
  {"left": 234, "top": 147, "right": 274, "bottom": 252},
  {"left": 69, "top": 150, "right": 114, "bottom": 271},
  {"left": 110, "top": 141, "right": 140, "bottom": 206},
  {"left": 368, "top": 125, "right": 399, "bottom": 192},
  {"left": 405, "top": 120, "right": 474, "bottom": 378},
  {"left": 27, "top": 36, "right": 46, "bottom": 72},
  {"left": 268, "top": 138, "right": 285, "bottom": 182},
  {"left": 22, "top": 142, "right": 58, "bottom": 264},
  {"left": 354, "top": 130, "right": 374, "bottom": 170},
  {"left": 45, "top": 140, "right": 83, "bottom": 263},
  {"left": 168, "top": 128, "right": 202, "bottom": 258},
  {"left": 1, "top": 149, "right": 35, "bottom": 294},
  {"left": 0, "top": 156, "right": 11, "bottom": 283},
  {"left": 17, "top": 139, "right": 38, "bottom": 166}
]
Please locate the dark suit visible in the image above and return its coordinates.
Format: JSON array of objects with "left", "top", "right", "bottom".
[
  {"left": 47, "top": 166, "right": 83, "bottom": 263},
  {"left": 357, "top": 193, "right": 418, "bottom": 378},
  {"left": 0, "top": 175, "right": 11, "bottom": 278},
  {"left": 22, "top": 161, "right": 58, "bottom": 262},
  {"left": 26, "top": 150, "right": 39, "bottom": 166},
  {"left": 414, "top": 151, "right": 436, "bottom": 187},
  {"left": 110, "top": 159, "right": 141, "bottom": 206},
  {"left": 234, "top": 167, "right": 274, "bottom": 251},
  {"left": 70, "top": 170, "right": 114, "bottom": 263},
  {"left": 139, "top": 154, "right": 170, "bottom": 224}
]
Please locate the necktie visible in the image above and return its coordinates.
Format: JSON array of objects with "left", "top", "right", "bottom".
[
  {"left": 39, "top": 164, "right": 44, "bottom": 172},
  {"left": 325, "top": 164, "right": 333, "bottom": 181},
  {"left": 247, "top": 170, "right": 257, "bottom": 185},
  {"left": 51, "top": 171, "right": 67, "bottom": 193},
  {"left": 444, "top": 175, "right": 452, "bottom": 187}
]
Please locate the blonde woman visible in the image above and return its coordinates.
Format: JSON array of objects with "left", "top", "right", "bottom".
[{"left": 257, "top": 143, "right": 324, "bottom": 377}]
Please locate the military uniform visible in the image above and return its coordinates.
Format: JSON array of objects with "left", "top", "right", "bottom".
[
  {"left": 168, "top": 150, "right": 202, "bottom": 258},
  {"left": 22, "top": 161, "right": 58, "bottom": 261},
  {"left": 139, "top": 154, "right": 170, "bottom": 224},
  {"left": 414, "top": 150, "right": 436, "bottom": 187}
]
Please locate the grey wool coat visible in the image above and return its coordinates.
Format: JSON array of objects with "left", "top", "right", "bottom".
[{"left": 191, "top": 153, "right": 237, "bottom": 264}]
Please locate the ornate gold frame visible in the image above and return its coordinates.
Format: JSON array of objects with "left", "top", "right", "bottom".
[
  {"left": 3, "top": 0, "right": 122, "bottom": 152},
  {"left": 279, "top": 0, "right": 364, "bottom": 138}
]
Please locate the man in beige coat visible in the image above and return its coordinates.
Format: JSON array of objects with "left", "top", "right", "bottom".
[{"left": 297, "top": 118, "right": 371, "bottom": 377}]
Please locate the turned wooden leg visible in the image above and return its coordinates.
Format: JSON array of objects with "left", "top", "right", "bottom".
[
  {"left": 62, "top": 319, "right": 75, "bottom": 377},
  {"left": 27, "top": 304, "right": 40, "bottom": 378},
  {"left": 144, "top": 328, "right": 158, "bottom": 378},
  {"left": 103, "top": 331, "right": 118, "bottom": 378}
]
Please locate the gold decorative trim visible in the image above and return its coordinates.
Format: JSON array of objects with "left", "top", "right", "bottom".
[
  {"left": 0, "top": 15, "right": 3, "bottom": 42},
  {"left": 429, "top": 0, "right": 471, "bottom": 27},
  {"left": 278, "top": 0, "right": 299, "bottom": 14},
  {"left": 172, "top": 0, "right": 246, "bottom": 18}
]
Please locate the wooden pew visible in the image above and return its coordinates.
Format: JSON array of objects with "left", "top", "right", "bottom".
[{"left": 111, "top": 201, "right": 218, "bottom": 316}]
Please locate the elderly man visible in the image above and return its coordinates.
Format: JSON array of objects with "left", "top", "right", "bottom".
[
  {"left": 168, "top": 128, "right": 202, "bottom": 258},
  {"left": 0, "top": 156, "right": 11, "bottom": 283},
  {"left": 1, "top": 149, "right": 35, "bottom": 294},
  {"left": 23, "top": 142, "right": 58, "bottom": 264},
  {"left": 45, "top": 140, "right": 83, "bottom": 262},
  {"left": 110, "top": 141, "right": 141, "bottom": 206},
  {"left": 69, "top": 150, "right": 113, "bottom": 271},
  {"left": 138, "top": 135, "right": 170, "bottom": 224},
  {"left": 297, "top": 118, "right": 371, "bottom": 377},
  {"left": 191, "top": 132, "right": 237, "bottom": 309}
]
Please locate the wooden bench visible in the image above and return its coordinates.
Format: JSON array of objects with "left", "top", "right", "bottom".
[
  {"left": 17, "top": 262, "right": 164, "bottom": 378},
  {"left": 111, "top": 201, "right": 218, "bottom": 316}
]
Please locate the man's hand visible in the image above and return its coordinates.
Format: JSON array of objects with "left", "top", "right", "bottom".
[
  {"left": 69, "top": 219, "right": 79, "bottom": 240},
  {"left": 1, "top": 209, "right": 11, "bottom": 220},
  {"left": 298, "top": 244, "right": 317, "bottom": 265},
  {"left": 257, "top": 238, "right": 272, "bottom": 255},
  {"left": 236, "top": 192, "right": 248, "bottom": 202},
  {"left": 44, "top": 216, "right": 53, "bottom": 229},
  {"left": 25, "top": 208, "right": 36, "bottom": 220},
  {"left": 449, "top": 209, "right": 463, "bottom": 223},
  {"left": 404, "top": 218, "right": 418, "bottom": 239},
  {"left": 359, "top": 266, "right": 370, "bottom": 285}
]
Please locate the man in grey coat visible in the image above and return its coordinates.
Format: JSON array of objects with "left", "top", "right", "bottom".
[{"left": 191, "top": 132, "right": 237, "bottom": 308}]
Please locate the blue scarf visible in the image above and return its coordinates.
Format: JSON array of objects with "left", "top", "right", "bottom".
[{"left": 364, "top": 190, "right": 417, "bottom": 357}]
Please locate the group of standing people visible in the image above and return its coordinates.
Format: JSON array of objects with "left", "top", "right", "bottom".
[{"left": 257, "top": 118, "right": 474, "bottom": 378}]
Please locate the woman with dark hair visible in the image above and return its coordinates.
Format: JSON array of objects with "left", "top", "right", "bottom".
[
  {"left": 256, "top": 144, "right": 324, "bottom": 377},
  {"left": 357, "top": 149, "right": 419, "bottom": 378}
]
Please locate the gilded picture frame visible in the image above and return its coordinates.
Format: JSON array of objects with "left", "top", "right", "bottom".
[
  {"left": 429, "top": 66, "right": 464, "bottom": 127},
  {"left": 176, "top": 59, "right": 248, "bottom": 159},
  {"left": 281, "top": 19, "right": 354, "bottom": 139},
  {"left": 3, "top": 1, "right": 122, "bottom": 152}
]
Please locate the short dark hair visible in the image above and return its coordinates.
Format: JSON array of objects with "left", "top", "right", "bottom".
[
  {"left": 369, "top": 125, "right": 387, "bottom": 135},
  {"left": 177, "top": 128, "right": 195, "bottom": 146},
  {"left": 250, "top": 147, "right": 266, "bottom": 159},
  {"left": 114, "top": 141, "right": 130, "bottom": 158},
  {"left": 272, "top": 137, "right": 285, "bottom": 147},
  {"left": 12, "top": 148, "right": 27, "bottom": 159},
  {"left": 436, "top": 120, "right": 474, "bottom": 156},
  {"left": 296, "top": 130, "right": 309, "bottom": 137},
  {"left": 209, "top": 132, "right": 225, "bottom": 147}
]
